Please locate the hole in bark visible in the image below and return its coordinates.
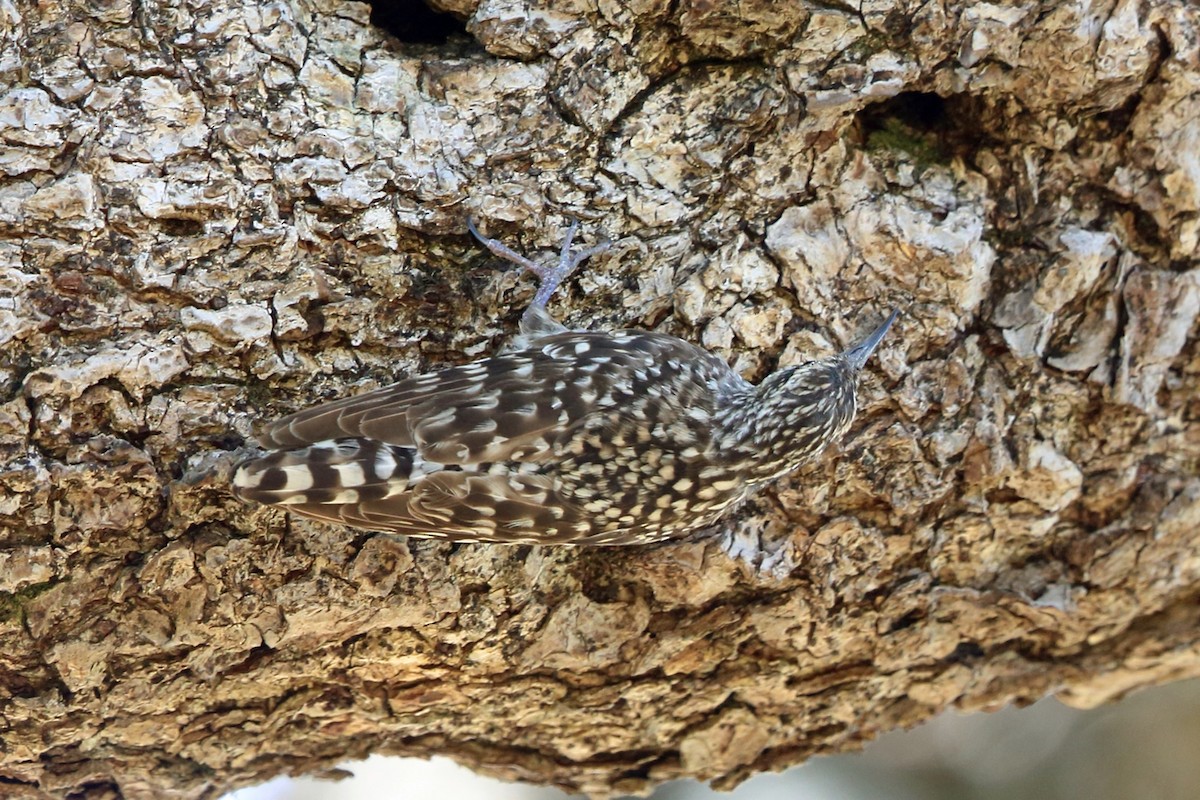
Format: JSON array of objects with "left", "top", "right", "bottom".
[
  {"left": 157, "top": 218, "right": 206, "bottom": 237},
  {"left": 950, "top": 640, "right": 985, "bottom": 661},
  {"left": 877, "top": 91, "right": 947, "bottom": 130},
  {"left": 365, "top": 0, "right": 466, "bottom": 44},
  {"left": 66, "top": 780, "right": 121, "bottom": 799},
  {"left": 887, "top": 608, "right": 924, "bottom": 632},
  {"left": 856, "top": 91, "right": 953, "bottom": 166}
]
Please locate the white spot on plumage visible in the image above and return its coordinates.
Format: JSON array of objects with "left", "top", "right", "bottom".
[
  {"left": 311, "top": 439, "right": 359, "bottom": 456},
  {"left": 282, "top": 466, "right": 315, "bottom": 491},
  {"left": 333, "top": 462, "right": 366, "bottom": 487},
  {"left": 382, "top": 480, "right": 410, "bottom": 498},
  {"left": 472, "top": 393, "right": 501, "bottom": 410},
  {"left": 374, "top": 448, "right": 397, "bottom": 478},
  {"left": 410, "top": 454, "right": 444, "bottom": 478},
  {"left": 233, "top": 466, "right": 262, "bottom": 489},
  {"left": 425, "top": 406, "right": 456, "bottom": 427}
]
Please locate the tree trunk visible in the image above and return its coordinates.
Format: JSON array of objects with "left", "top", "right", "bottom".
[{"left": 2, "top": 0, "right": 1198, "bottom": 797}]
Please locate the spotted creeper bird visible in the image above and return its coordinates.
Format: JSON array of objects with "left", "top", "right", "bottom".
[{"left": 233, "top": 219, "right": 896, "bottom": 545}]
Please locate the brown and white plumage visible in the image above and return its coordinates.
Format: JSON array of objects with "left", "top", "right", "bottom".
[{"left": 233, "top": 220, "right": 896, "bottom": 545}]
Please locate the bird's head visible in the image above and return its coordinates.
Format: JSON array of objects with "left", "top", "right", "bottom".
[{"left": 735, "top": 310, "right": 898, "bottom": 478}]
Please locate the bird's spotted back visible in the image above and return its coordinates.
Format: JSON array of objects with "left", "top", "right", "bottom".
[{"left": 233, "top": 221, "right": 896, "bottom": 545}]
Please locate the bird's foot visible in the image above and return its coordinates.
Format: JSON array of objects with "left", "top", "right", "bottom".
[{"left": 467, "top": 217, "right": 611, "bottom": 325}]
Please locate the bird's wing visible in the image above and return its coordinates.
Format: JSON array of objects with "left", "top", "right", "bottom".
[
  {"left": 258, "top": 330, "right": 716, "bottom": 466},
  {"left": 278, "top": 471, "right": 595, "bottom": 543},
  {"left": 236, "top": 331, "right": 735, "bottom": 543}
]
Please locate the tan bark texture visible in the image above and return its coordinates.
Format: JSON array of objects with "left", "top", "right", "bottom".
[{"left": 1, "top": 0, "right": 1199, "bottom": 797}]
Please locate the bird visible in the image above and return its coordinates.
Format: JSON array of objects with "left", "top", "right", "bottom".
[{"left": 232, "top": 219, "right": 897, "bottom": 545}]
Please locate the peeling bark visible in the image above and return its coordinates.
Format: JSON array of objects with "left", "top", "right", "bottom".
[{"left": 1, "top": 0, "right": 1199, "bottom": 798}]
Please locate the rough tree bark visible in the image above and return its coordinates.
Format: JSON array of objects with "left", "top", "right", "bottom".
[{"left": 1, "top": 0, "right": 1198, "bottom": 797}]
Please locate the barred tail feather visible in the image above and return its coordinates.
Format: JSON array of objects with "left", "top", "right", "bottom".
[{"left": 233, "top": 438, "right": 415, "bottom": 505}]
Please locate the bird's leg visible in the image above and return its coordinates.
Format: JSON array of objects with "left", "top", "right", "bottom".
[{"left": 467, "top": 217, "right": 611, "bottom": 336}]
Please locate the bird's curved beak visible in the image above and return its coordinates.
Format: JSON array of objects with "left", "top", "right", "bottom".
[{"left": 844, "top": 309, "right": 898, "bottom": 371}]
